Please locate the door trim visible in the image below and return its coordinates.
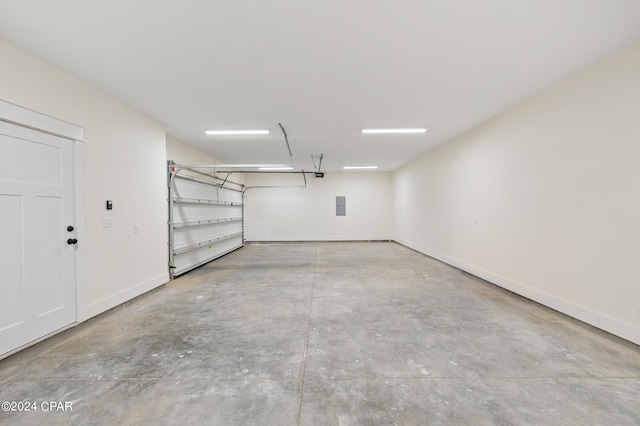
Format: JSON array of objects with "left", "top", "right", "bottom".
[
  {"left": 0, "top": 98, "right": 85, "bottom": 142},
  {"left": 0, "top": 98, "right": 86, "bottom": 350}
]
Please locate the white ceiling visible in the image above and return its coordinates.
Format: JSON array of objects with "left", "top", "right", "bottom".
[{"left": 1, "top": 1, "right": 639, "bottom": 171}]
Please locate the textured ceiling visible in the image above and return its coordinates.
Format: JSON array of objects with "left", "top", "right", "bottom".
[{"left": 1, "top": 0, "right": 639, "bottom": 171}]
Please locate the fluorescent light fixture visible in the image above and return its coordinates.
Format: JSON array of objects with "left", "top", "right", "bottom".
[
  {"left": 212, "top": 164, "right": 287, "bottom": 168},
  {"left": 343, "top": 165, "right": 378, "bottom": 170},
  {"left": 205, "top": 129, "right": 270, "bottom": 135},
  {"left": 361, "top": 128, "right": 426, "bottom": 134},
  {"left": 259, "top": 166, "right": 294, "bottom": 171}
]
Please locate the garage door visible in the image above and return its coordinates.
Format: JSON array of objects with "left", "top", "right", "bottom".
[{"left": 168, "top": 164, "right": 244, "bottom": 278}]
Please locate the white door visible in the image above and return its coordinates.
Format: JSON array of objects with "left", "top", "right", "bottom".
[{"left": 0, "top": 120, "right": 77, "bottom": 357}]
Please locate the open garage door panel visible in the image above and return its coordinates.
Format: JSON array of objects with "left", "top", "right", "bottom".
[{"left": 168, "top": 163, "right": 244, "bottom": 278}]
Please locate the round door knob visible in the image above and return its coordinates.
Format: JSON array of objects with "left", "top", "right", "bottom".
[
  {"left": 67, "top": 238, "right": 78, "bottom": 245},
  {"left": 67, "top": 226, "right": 75, "bottom": 232}
]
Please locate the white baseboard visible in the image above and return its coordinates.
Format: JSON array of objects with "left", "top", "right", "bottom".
[
  {"left": 245, "top": 236, "right": 392, "bottom": 242},
  {"left": 80, "top": 273, "right": 169, "bottom": 322},
  {"left": 395, "top": 239, "right": 640, "bottom": 346}
]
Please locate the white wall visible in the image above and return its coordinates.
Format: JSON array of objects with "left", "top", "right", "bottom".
[
  {"left": 0, "top": 38, "right": 169, "bottom": 320},
  {"left": 244, "top": 172, "right": 393, "bottom": 241},
  {"left": 166, "top": 135, "right": 218, "bottom": 165},
  {"left": 394, "top": 42, "right": 640, "bottom": 344}
]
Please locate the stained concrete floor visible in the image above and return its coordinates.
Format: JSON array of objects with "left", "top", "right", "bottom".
[{"left": 1, "top": 242, "right": 639, "bottom": 425}]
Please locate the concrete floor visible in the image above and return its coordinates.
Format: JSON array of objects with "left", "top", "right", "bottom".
[{"left": 1, "top": 242, "right": 639, "bottom": 425}]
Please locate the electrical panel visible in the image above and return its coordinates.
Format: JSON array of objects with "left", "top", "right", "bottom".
[{"left": 336, "top": 196, "right": 346, "bottom": 216}]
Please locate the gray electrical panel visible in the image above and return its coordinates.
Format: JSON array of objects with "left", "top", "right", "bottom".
[{"left": 336, "top": 196, "right": 346, "bottom": 216}]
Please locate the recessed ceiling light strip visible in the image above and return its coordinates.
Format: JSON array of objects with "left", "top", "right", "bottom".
[
  {"left": 343, "top": 165, "right": 378, "bottom": 170},
  {"left": 205, "top": 129, "right": 270, "bottom": 135},
  {"left": 181, "top": 164, "right": 290, "bottom": 168}
]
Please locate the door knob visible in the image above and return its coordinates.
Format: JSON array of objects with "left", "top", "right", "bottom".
[
  {"left": 67, "top": 226, "right": 75, "bottom": 232},
  {"left": 67, "top": 238, "right": 78, "bottom": 245}
]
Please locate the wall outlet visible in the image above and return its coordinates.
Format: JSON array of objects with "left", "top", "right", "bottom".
[
  {"left": 134, "top": 224, "right": 139, "bottom": 233},
  {"left": 103, "top": 217, "right": 112, "bottom": 228}
]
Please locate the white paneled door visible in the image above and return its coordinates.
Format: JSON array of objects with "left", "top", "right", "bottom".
[{"left": 0, "top": 120, "right": 77, "bottom": 357}]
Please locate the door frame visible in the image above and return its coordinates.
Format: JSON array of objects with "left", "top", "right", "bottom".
[{"left": 0, "top": 98, "right": 86, "bottom": 354}]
